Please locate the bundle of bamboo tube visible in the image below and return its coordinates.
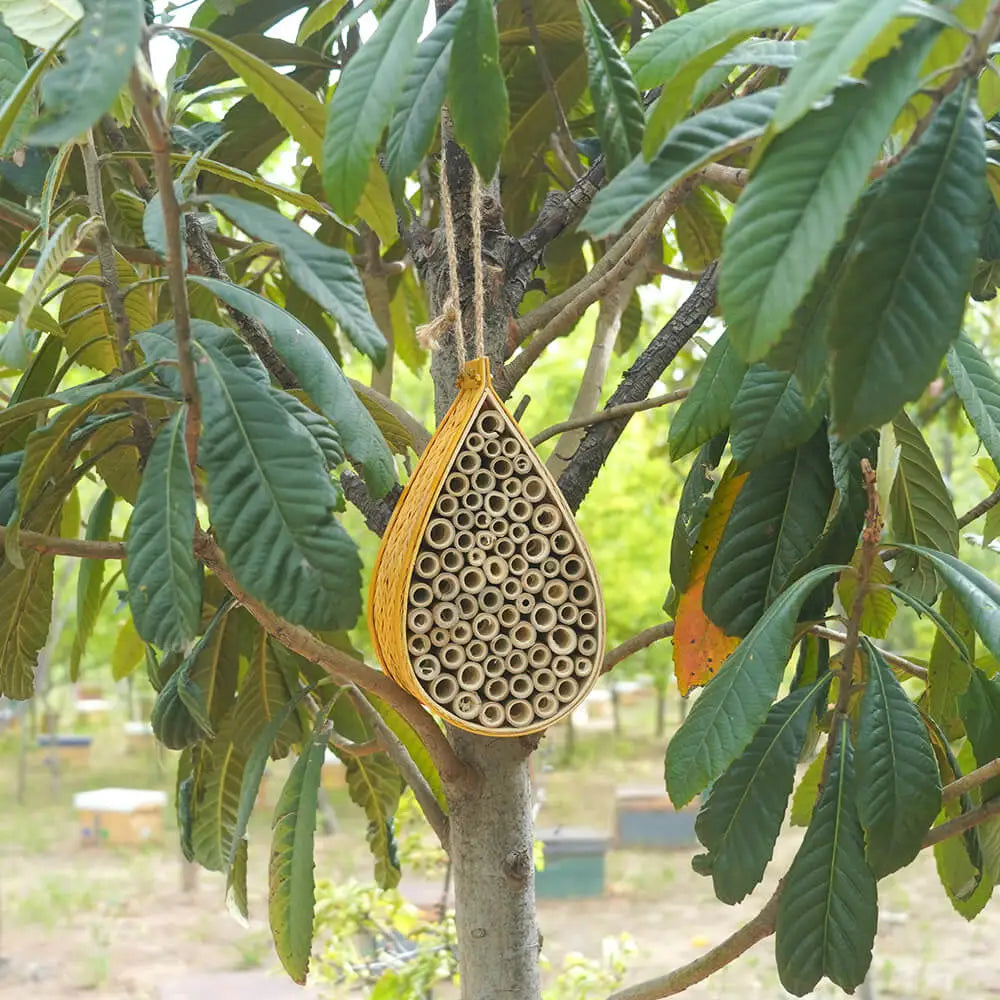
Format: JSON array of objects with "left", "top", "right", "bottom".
[{"left": 369, "top": 358, "right": 605, "bottom": 736}]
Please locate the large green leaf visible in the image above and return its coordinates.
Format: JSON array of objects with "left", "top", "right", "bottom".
[
  {"left": 269, "top": 733, "right": 325, "bottom": 985},
  {"left": 0, "top": 549, "right": 53, "bottom": 699},
  {"left": 234, "top": 633, "right": 305, "bottom": 761},
  {"left": 675, "top": 186, "right": 725, "bottom": 271},
  {"left": 206, "top": 196, "right": 387, "bottom": 366},
  {"left": 695, "top": 677, "right": 830, "bottom": 904},
  {"left": 0, "top": 0, "right": 82, "bottom": 47},
  {"left": 856, "top": 639, "right": 941, "bottom": 878},
  {"left": 69, "top": 488, "right": 115, "bottom": 679},
  {"left": 125, "top": 409, "right": 203, "bottom": 651},
  {"left": 665, "top": 563, "right": 843, "bottom": 807},
  {"left": 27, "top": 0, "right": 141, "bottom": 146},
  {"left": 583, "top": 90, "right": 779, "bottom": 238},
  {"left": 960, "top": 670, "right": 1000, "bottom": 803},
  {"left": 184, "top": 34, "right": 335, "bottom": 90},
  {"left": 829, "top": 83, "right": 986, "bottom": 436},
  {"left": 775, "top": 718, "right": 878, "bottom": 995},
  {"left": 927, "top": 590, "right": 975, "bottom": 739},
  {"left": 189, "top": 276, "right": 395, "bottom": 497},
  {"left": 0, "top": 18, "right": 29, "bottom": 154},
  {"left": 946, "top": 331, "right": 1000, "bottom": 469},
  {"left": 772, "top": 0, "right": 910, "bottom": 131},
  {"left": 448, "top": 0, "right": 510, "bottom": 179},
  {"left": 385, "top": 0, "right": 466, "bottom": 192},
  {"left": 578, "top": 0, "right": 642, "bottom": 176},
  {"left": 889, "top": 412, "right": 958, "bottom": 605},
  {"left": 322, "top": 0, "right": 427, "bottom": 216},
  {"left": 139, "top": 324, "right": 363, "bottom": 632},
  {"left": 729, "top": 364, "right": 826, "bottom": 471},
  {"left": 668, "top": 333, "right": 747, "bottom": 460},
  {"left": 720, "top": 37, "right": 931, "bottom": 364},
  {"left": 0, "top": 34, "right": 64, "bottom": 157},
  {"left": 703, "top": 427, "right": 835, "bottom": 636},
  {"left": 190, "top": 715, "right": 248, "bottom": 872},
  {"left": 187, "top": 604, "right": 245, "bottom": 728}
]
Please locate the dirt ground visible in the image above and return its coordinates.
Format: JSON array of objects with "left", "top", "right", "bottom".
[{"left": 1, "top": 705, "right": 999, "bottom": 1000}]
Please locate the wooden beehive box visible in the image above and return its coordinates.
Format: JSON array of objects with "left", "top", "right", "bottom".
[{"left": 74, "top": 788, "right": 167, "bottom": 846}]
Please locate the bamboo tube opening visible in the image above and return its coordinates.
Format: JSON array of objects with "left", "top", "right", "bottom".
[
  {"left": 484, "top": 676, "right": 509, "bottom": 701},
  {"left": 456, "top": 451, "right": 481, "bottom": 475},
  {"left": 432, "top": 573, "right": 461, "bottom": 601},
  {"left": 502, "top": 478, "right": 523, "bottom": 498},
  {"left": 499, "top": 605, "right": 520, "bottom": 629},
  {"left": 513, "top": 454, "right": 532, "bottom": 475},
  {"left": 523, "top": 569, "right": 544, "bottom": 594},
  {"left": 483, "top": 557, "right": 508, "bottom": 584},
  {"left": 441, "top": 644, "right": 466, "bottom": 670},
  {"left": 415, "top": 552, "right": 441, "bottom": 578},
  {"left": 541, "top": 557, "right": 561, "bottom": 579},
  {"left": 558, "top": 604, "right": 579, "bottom": 626},
  {"left": 442, "top": 549, "right": 465, "bottom": 573},
  {"left": 552, "top": 655, "right": 575, "bottom": 678},
  {"left": 523, "top": 536, "right": 550, "bottom": 563},
  {"left": 532, "top": 692, "right": 559, "bottom": 719},
  {"left": 472, "top": 470, "right": 496, "bottom": 494},
  {"left": 501, "top": 578, "right": 521, "bottom": 600},
  {"left": 457, "top": 594, "right": 478, "bottom": 619},
  {"left": 578, "top": 634, "right": 598, "bottom": 657},
  {"left": 578, "top": 609, "right": 598, "bottom": 630},
  {"left": 430, "top": 627, "right": 449, "bottom": 647},
  {"left": 466, "top": 431, "right": 486, "bottom": 452},
  {"left": 501, "top": 436, "right": 520, "bottom": 457},
  {"left": 555, "top": 677, "right": 580, "bottom": 703},
  {"left": 574, "top": 657, "right": 592, "bottom": 677},
  {"left": 483, "top": 438, "right": 502, "bottom": 458},
  {"left": 534, "top": 668, "right": 556, "bottom": 692},
  {"left": 510, "top": 675, "right": 534, "bottom": 699},
  {"left": 436, "top": 494, "right": 459, "bottom": 518},
  {"left": 467, "top": 638, "right": 488, "bottom": 662},
  {"left": 409, "top": 583, "right": 434, "bottom": 608},
  {"left": 407, "top": 608, "right": 433, "bottom": 633},
  {"left": 532, "top": 504, "right": 561, "bottom": 534},
  {"left": 414, "top": 655, "right": 442, "bottom": 681},
  {"left": 425, "top": 518, "right": 455, "bottom": 550},
  {"left": 570, "top": 581, "right": 595, "bottom": 606},
  {"left": 468, "top": 549, "right": 486, "bottom": 566},
  {"left": 490, "top": 634, "right": 512, "bottom": 657},
  {"left": 510, "top": 522, "right": 530, "bottom": 544},
  {"left": 479, "top": 703, "right": 506, "bottom": 728},
  {"left": 484, "top": 654, "right": 506, "bottom": 677},
  {"left": 445, "top": 472, "right": 469, "bottom": 496},
  {"left": 454, "top": 531, "right": 476, "bottom": 553},
  {"left": 543, "top": 580, "right": 569, "bottom": 605},
  {"left": 506, "top": 699, "right": 534, "bottom": 726},
  {"left": 474, "top": 510, "right": 492, "bottom": 529},
  {"left": 454, "top": 509, "right": 475, "bottom": 531},
  {"left": 479, "top": 586, "right": 504, "bottom": 613},
  {"left": 531, "top": 604, "right": 558, "bottom": 632},
  {"left": 508, "top": 649, "right": 529, "bottom": 673},
  {"left": 475, "top": 531, "right": 496, "bottom": 551},
  {"left": 453, "top": 691, "right": 482, "bottom": 720},
  {"left": 462, "top": 491, "right": 484, "bottom": 511},
  {"left": 429, "top": 675, "right": 458, "bottom": 703},
  {"left": 484, "top": 492, "right": 508, "bottom": 516},
  {"left": 451, "top": 621, "right": 473, "bottom": 644},
  {"left": 551, "top": 530, "right": 575, "bottom": 556},
  {"left": 511, "top": 622, "right": 537, "bottom": 649},
  {"left": 491, "top": 457, "right": 513, "bottom": 479},
  {"left": 473, "top": 614, "right": 500, "bottom": 641},
  {"left": 548, "top": 626, "right": 578, "bottom": 655},
  {"left": 509, "top": 554, "right": 528, "bottom": 575},
  {"left": 516, "top": 593, "right": 535, "bottom": 615},
  {"left": 491, "top": 518, "right": 510, "bottom": 538},
  {"left": 458, "top": 663, "right": 485, "bottom": 691},
  {"left": 523, "top": 476, "right": 546, "bottom": 503},
  {"left": 408, "top": 633, "right": 432, "bottom": 656},
  {"left": 509, "top": 498, "right": 532, "bottom": 523},
  {"left": 561, "top": 555, "right": 586, "bottom": 581},
  {"left": 432, "top": 602, "right": 459, "bottom": 628},
  {"left": 459, "top": 566, "right": 486, "bottom": 593},
  {"left": 477, "top": 410, "right": 504, "bottom": 436},
  {"left": 528, "top": 643, "right": 552, "bottom": 669}
]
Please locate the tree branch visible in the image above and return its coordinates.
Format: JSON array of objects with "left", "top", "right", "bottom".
[
  {"left": 958, "top": 484, "right": 1000, "bottom": 529},
  {"left": 941, "top": 756, "right": 1000, "bottom": 805},
  {"left": 923, "top": 795, "right": 1000, "bottom": 849},
  {"left": 531, "top": 390, "right": 688, "bottom": 447},
  {"left": 602, "top": 622, "right": 674, "bottom": 675},
  {"left": 341, "top": 471, "right": 402, "bottom": 536},
  {"left": 808, "top": 625, "right": 927, "bottom": 681},
  {"left": 0, "top": 525, "right": 125, "bottom": 560}
]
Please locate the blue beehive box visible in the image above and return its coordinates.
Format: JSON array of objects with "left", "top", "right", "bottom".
[
  {"left": 535, "top": 827, "right": 609, "bottom": 900},
  {"left": 615, "top": 787, "right": 698, "bottom": 849}
]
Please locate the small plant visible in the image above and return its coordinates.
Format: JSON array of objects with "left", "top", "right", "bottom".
[{"left": 542, "top": 935, "right": 636, "bottom": 1000}]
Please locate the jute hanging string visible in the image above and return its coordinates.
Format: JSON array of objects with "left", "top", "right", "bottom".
[{"left": 368, "top": 162, "right": 606, "bottom": 736}]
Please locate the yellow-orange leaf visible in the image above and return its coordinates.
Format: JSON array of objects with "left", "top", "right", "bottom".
[{"left": 674, "top": 467, "right": 746, "bottom": 695}]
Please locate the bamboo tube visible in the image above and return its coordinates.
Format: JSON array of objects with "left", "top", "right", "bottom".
[
  {"left": 462, "top": 490, "right": 484, "bottom": 511},
  {"left": 445, "top": 471, "right": 469, "bottom": 496},
  {"left": 516, "top": 593, "right": 535, "bottom": 615},
  {"left": 501, "top": 577, "right": 521, "bottom": 601},
  {"left": 456, "top": 450, "right": 481, "bottom": 475},
  {"left": 474, "top": 510, "right": 492, "bottom": 529},
  {"left": 432, "top": 573, "right": 461, "bottom": 601},
  {"left": 451, "top": 621, "right": 473, "bottom": 644},
  {"left": 508, "top": 649, "right": 529, "bottom": 673},
  {"left": 483, "top": 438, "right": 502, "bottom": 458},
  {"left": 441, "top": 643, "right": 466, "bottom": 670},
  {"left": 502, "top": 477, "right": 523, "bottom": 498},
  {"left": 501, "top": 437, "right": 520, "bottom": 457},
  {"left": 491, "top": 456, "right": 513, "bottom": 479},
  {"left": 578, "top": 634, "right": 598, "bottom": 657},
  {"left": 551, "top": 529, "right": 575, "bottom": 556},
  {"left": 547, "top": 626, "right": 578, "bottom": 656},
  {"left": 460, "top": 566, "right": 487, "bottom": 593},
  {"left": 534, "top": 668, "right": 556, "bottom": 692},
  {"left": 425, "top": 518, "right": 455, "bottom": 550},
  {"left": 454, "top": 509, "right": 475, "bottom": 530},
  {"left": 465, "top": 431, "right": 486, "bottom": 452},
  {"left": 552, "top": 655, "right": 575, "bottom": 678},
  {"left": 484, "top": 654, "right": 507, "bottom": 677},
  {"left": 522, "top": 476, "right": 546, "bottom": 503},
  {"left": 499, "top": 605, "right": 520, "bottom": 629},
  {"left": 468, "top": 549, "right": 486, "bottom": 566},
  {"left": 429, "top": 674, "right": 459, "bottom": 703},
  {"left": 409, "top": 582, "right": 434, "bottom": 608},
  {"left": 531, "top": 604, "right": 558, "bottom": 632},
  {"left": 442, "top": 549, "right": 465, "bottom": 573},
  {"left": 476, "top": 409, "right": 504, "bottom": 436},
  {"left": 510, "top": 522, "right": 530, "bottom": 544},
  {"left": 479, "top": 586, "right": 504, "bottom": 613},
  {"left": 407, "top": 608, "right": 433, "bottom": 633},
  {"left": 413, "top": 655, "right": 442, "bottom": 681},
  {"left": 408, "top": 633, "right": 432, "bottom": 656},
  {"left": 523, "top": 569, "right": 544, "bottom": 594},
  {"left": 560, "top": 555, "right": 586, "bottom": 581},
  {"left": 511, "top": 622, "right": 537, "bottom": 649},
  {"left": 555, "top": 677, "right": 580, "bottom": 703},
  {"left": 432, "top": 602, "right": 459, "bottom": 628},
  {"left": 473, "top": 613, "right": 500, "bottom": 641},
  {"left": 452, "top": 691, "right": 482, "bottom": 721},
  {"left": 484, "top": 676, "right": 509, "bottom": 701},
  {"left": 430, "top": 627, "right": 449, "bottom": 648},
  {"left": 523, "top": 536, "right": 550, "bottom": 563},
  {"left": 531, "top": 504, "right": 561, "bottom": 534},
  {"left": 541, "top": 556, "right": 561, "bottom": 579},
  {"left": 491, "top": 518, "right": 510, "bottom": 538},
  {"left": 454, "top": 531, "right": 476, "bottom": 553},
  {"left": 578, "top": 609, "right": 598, "bottom": 630},
  {"left": 436, "top": 494, "right": 459, "bottom": 518},
  {"left": 574, "top": 656, "right": 593, "bottom": 677},
  {"left": 528, "top": 643, "right": 552, "bottom": 669},
  {"left": 509, "top": 498, "right": 532, "bottom": 523},
  {"left": 467, "top": 639, "right": 488, "bottom": 662},
  {"left": 484, "top": 492, "right": 509, "bottom": 517},
  {"left": 532, "top": 692, "right": 559, "bottom": 720},
  {"left": 415, "top": 551, "right": 441, "bottom": 579},
  {"left": 472, "top": 469, "right": 496, "bottom": 494},
  {"left": 475, "top": 531, "right": 496, "bottom": 551},
  {"left": 457, "top": 594, "right": 478, "bottom": 619},
  {"left": 570, "top": 581, "right": 595, "bottom": 606},
  {"left": 490, "top": 635, "right": 512, "bottom": 658},
  {"left": 543, "top": 580, "right": 569, "bottom": 605},
  {"left": 478, "top": 702, "right": 506, "bottom": 728},
  {"left": 458, "top": 663, "right": 486, "bottom": 691},
  {"left": 506, "top": 699, "right": 535, "bottom": 726},
  {"left": 558, "top": 604, "right": 579, "bottom": 626},
  {"left": 509, "top": 554, "right": 528, "bottom": 575},
  {"left": 484, "top": 556, "right": 508, "bottom": 584},
  {"left": 510, "top": 675, "right": 534, "bottom": 699},
  {"left": 513, "top": 454, "right": 532, "bottom": 475}
]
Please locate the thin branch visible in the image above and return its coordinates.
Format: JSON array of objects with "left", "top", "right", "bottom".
[
  {"left": 602, "top": 622, "right": 674, "bottom": 675},
  {"left": 701, "top": 163, "right": 750, "bottom": 188},
  {"left": 808, "top": 625, "right": 927, "bottom": 681},
  {"left": 327, "top": 734, "right": 383, "bottom": 757},
  {"left": 0, "top": 525, "right": 125, "bottom": 560},
  {"left": 531, "top": 390, "right": 688, "bottom": 447},
  {"left": 958, "top": 484, "right": 1000, "bottom": 529},
  {"left": 923, "top": 795, "right": 1000, "bottom": 849},
  {"left": 941, "top": 756, "right": 1000, "bottom": 805},
  {"left": 341, "top": 471, "right": 402, "bottom": 536}
]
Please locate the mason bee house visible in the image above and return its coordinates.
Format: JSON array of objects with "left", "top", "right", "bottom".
[{"left": 369, "top": 358, "right": 605, "bottom": 736}]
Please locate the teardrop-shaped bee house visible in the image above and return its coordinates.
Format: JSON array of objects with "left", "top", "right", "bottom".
[{"left": 368, "top": 358, "right": 605, "bottom": 736}]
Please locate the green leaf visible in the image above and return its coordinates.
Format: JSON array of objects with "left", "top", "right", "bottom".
[
  {"left": 772, "top": 0, "right": 909, "bottom": 131},
  {"left": 729, "top": 364, "right": 826, "bottom": 471},
  {"left": 142, "top": 181, "right": 187, "bottom": 268},
  {"left": 695, "top": 677, "right": 830, "bottom": 904},
  {"left": 583, "top": 90, "right": 779, "bottom": 238},
  {"left": 960, "top": 670, "right": 1000, "bottom": 803},
  {"left": 385, "top": 0, "right": 466, "bottom": 192},
  {"left": 296, "top": 0, "right": 348, "bottom": 42},
  {"left": 670, "top": 434, "right": 727, "bottom": 593},
  {"left": 946, "top": 331, "right": 1000, "bottom": 469},
  {"left": 855, "top": 639, "right": 941, "bottom": 878},
  {"left": 0, "top": 18, "right": 29, "bottom": 154},
  {"left": 0, "top": 550, "right": 53, "bottom": 699},
  {"left": 578, "top": 0, "right": 643, "bottom": 176},
  {"left": 184, "top": 34, "right": 335, "bottom": 90},
  {"left": 269, "top": 733, "right": 325, "bottom": 985},
  {"left": 190, "top": 717, "right": 248, "bottom": 872},
  {"left": 935, "top": 832, "right": 993, "bottom": 919},
  {"left": 227, "top": 837, "right": 250, "bottom": 924},
  {"left": 0, "top": 0, "right": 82, "bottom": 47},
  {"left": 928, "top": 589, "right": 975, "bottom": 739},
  {"left": 665, "top": 563, "right": 843, "bottom": 807},
  {"left": 675, "top": 186, "right": 725, "bottom": 271},
  {"left": 889, "top": 411, "right": 959, "bottom": 605},
  {"left": 704, "top": 427, "right": 835, "bottom": 635},
  {"left": 837, "top": 554, "right": 896, "bottom": 640},
  {"left": 322, "top": 0, "right": 427, "bottom": 216},
  {"left": 125, "top": 408, "right": 203, "bottom": 651},
  {"left": 448, "top": 0, "right": 510, "bottom": 179},
  {"left": 111, "top": 617, "right": 144, "bottom": 681},
  {"left": 775, "top": 718, "right": 877, "bottom": 996},
  {"left": 139, "top": 323, "right": 363, "bottom": 632},
  {"left": 719, "top": 36, "right": 932, "bottom": 364},
  {"left": 668, "top": 333, "right": 747, "bottom": 460},
  {"left": 206, "top": 196, "right": 387, "bottom": 366},
  {"left": 189, "top": 276, "right": 395, "bottom": 497},
  {"left": 27, "top": 0, "right": 141, "bottom": 146},
  {"left": 0, "top": 37, "right": 62, "bottom": 158},
  {"left": 69, "top": 488, "right": 115, "bottom": 679},
  {"left": 187, "top": 603, "right": 245, "bottom": 727},
  {"left": 790, "top": 752, "right": 825, "bottom": 827},
  {"left": 271, "top": 390, "right": 344, "bottom": 471},
  {"left": 829, "top": 83, "right": 986, "bottom": 436}
]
